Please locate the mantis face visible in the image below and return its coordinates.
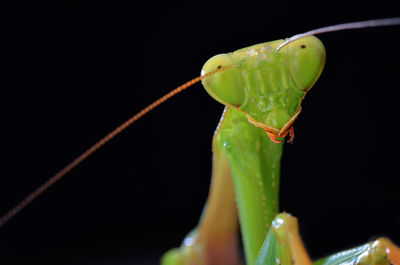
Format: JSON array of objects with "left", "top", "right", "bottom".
[{"left": 201, "top": 36, "right": 325, "bottom": 143}]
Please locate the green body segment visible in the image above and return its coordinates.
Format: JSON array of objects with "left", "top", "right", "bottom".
[{"left": 215, "top": 106, "right": 284, "bottom": 265}]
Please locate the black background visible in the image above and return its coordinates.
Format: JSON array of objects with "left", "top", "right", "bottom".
[{"left": 0, "top": 2, "right": 399, "bottom": 265}]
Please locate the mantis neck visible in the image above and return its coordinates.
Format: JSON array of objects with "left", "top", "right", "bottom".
[{"left": 214, "top": 106, "right": 284, "bottom": 265}]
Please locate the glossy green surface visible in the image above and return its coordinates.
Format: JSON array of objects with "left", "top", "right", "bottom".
[{"left": 215, "top": 107, "right": 283, "bottom": 265}]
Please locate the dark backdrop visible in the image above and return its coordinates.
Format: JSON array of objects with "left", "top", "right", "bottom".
[{"left": 1, "top": 2, "right": 399, "bottom": 265}]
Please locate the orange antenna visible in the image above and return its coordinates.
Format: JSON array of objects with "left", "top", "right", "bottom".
[{"left": 0, "top": 65, "right": 237, "bottom": 228}]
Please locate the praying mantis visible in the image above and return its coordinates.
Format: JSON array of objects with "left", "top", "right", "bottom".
[
  {"left": 0, "top": 5, "right": 400, "bottom": 262},
  {"left": 159, "top": 19, "right": 400, "bottom": 265}
]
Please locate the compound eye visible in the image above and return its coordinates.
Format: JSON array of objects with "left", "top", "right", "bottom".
[
  {"left": 286, "top": 36, "right": 326, "bottom": 91},
  {"left": 201, "top": 54, "right": 245, "bottom": 106}
]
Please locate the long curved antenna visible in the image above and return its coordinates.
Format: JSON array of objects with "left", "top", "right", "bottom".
[
  {"left": 276, "top": 17, "right": 400, "bottom": 52},
  {"left": 0, "top": 65, "right": 236, "bottom": 228}
]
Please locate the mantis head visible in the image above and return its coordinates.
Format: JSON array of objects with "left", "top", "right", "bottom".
[{"left": 201, "top": 36, "right": 326, "bottom": 143}]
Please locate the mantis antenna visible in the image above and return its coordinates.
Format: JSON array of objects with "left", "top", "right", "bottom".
[
  {"left": 276, "top": 17, "right": 400, "bottom": 52},
  {"left": 0, "top": 65, "right": 236, "bottom": 228}
]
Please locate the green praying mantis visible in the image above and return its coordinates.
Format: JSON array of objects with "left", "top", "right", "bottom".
[
  {"left": 160, "top": 18, "right": 400, "bottom": 265},
  {"left": 1, "top": 17, "right": 400, "bottom": 264}
]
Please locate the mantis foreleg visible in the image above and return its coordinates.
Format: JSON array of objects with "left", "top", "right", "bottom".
[
  {"left": 257, "top": 213, "right": 400, "bottom": 265},
  {"left": 162, "top": 108, "right": 241, "bottom": 265}
]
